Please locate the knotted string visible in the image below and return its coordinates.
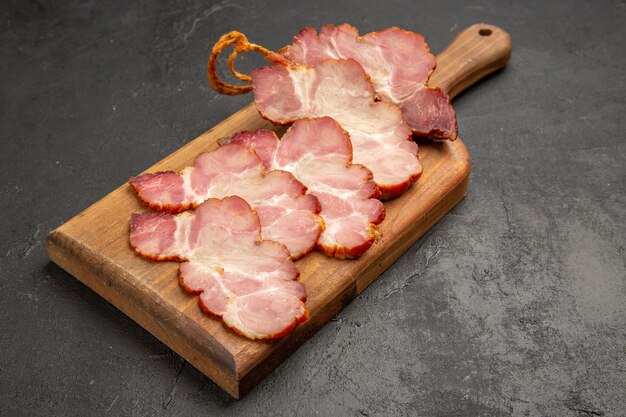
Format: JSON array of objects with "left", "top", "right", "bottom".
[{"left": 208, "top": 31, "right": 281, "bottom": 95}]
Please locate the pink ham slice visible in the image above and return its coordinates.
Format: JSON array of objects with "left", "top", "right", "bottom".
[
  {"left": 279, "top": 24, "right": 457, "bottom": 140},
  {"left": 222, "top": 117, "right": 385, "bottom": 259},
  {"left": 129, "top": 143, "right": 322, "bottom": 259},
  {"left": 129, "top": 196, "right": 308, "bottom": 339},
  {"left": 252, "top": 58, "right": 421, "bottom": 199}
]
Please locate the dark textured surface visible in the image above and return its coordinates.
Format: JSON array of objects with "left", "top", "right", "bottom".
[{"left": 1, "top": 0, "right": 625, "bottom": 415}]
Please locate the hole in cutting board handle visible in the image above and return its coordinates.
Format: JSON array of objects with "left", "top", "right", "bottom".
[{"left": 479, "top": 28, "right": 492, "bottom": 36}]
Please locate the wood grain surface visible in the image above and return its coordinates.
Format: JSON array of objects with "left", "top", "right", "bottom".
[{"left": 46, "top": 24, "right": 511, "bottom": 398}]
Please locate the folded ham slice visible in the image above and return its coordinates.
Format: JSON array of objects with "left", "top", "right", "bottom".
[
  {"left": 208, "top": 32, "right": 422, "bottom": 199},
  {"left": 129, "top": 143, "right": 322, "bottom": 259},
  {"left": 222, "top": 117, "right": 385, "bottom": 259},
  {"left": 129, "top": 196, "right": 308, "bottom": 339},
  {"left": 279, "top": 24, "right": 457, "bottom": 141}
]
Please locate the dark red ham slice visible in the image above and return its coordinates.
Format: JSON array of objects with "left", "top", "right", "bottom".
[
  {"left": 279, "top": 24, "right": 457, "bottom": 140},
  {"left": 222, "top": 117, "right": 385, "bottom": 259},
  {"left": 129, "top": 143, "right": 322, "bottom": 259},
  {"left": 129, "top": 196, "right": 308, "bottom": 339}
]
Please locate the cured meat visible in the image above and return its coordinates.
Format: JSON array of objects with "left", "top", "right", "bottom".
[
  {"left": 279, "top": 24, "right": 458, "bottom": 141},
  {"left": 129, "top": 143, "right": 322, "bottom": 259},
  {"left": 129, "top": 196, "right": 308, "bottom": 339},
  {"left": 208, "top": 32, "right": 422, "bottom": 199},
  {"left": 251, "top": 58, "right": 421, "bottom": 198},
  {"left": 222, "top": 117, "right": 385, "bottom": 259}
]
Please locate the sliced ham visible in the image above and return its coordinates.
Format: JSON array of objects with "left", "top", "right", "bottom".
[
  {"left": 129, "top": 196, "right": 308, "bottom": 339},
  {"left": 129, "top": 143, "right": 322, "bottom": 259},
  {"left": 251, "top": 58, "right": 421, "bottom": 199},
  {"left": 279, "top": 24, "right": 457, "bottom": 140},
  {"left": 222, "top": 117, "right": 385, "bottom": 259},
  {"left": 208, "top": 30, "right": 423, "bottom": 198}
]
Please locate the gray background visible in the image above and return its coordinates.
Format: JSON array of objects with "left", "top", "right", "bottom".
[{"left": 1, "top": 0, "right": 624, "bottom": 416}]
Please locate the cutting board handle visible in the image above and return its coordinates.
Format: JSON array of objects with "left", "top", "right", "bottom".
[{"left": 429, "top": 23, "right": 512, "bottom": 99}]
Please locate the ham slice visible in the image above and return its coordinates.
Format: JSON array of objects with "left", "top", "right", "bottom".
[
  {"left": 208, "top": 30, "right": 423, "bottom": 198},
  {"left": 279, "top": 24, "right": 457, "bottom": 140},
  {"left": 222, "top": 117, "right": 385, "bottom": 259},
  {"left": 129, "top": 196, "right": 308, "bottom": 339},
  {"left": 129, "top": 143, "right": 322, "bottom": 259},
  {"left": 251, "top": 58, "right": 421, "bottom": 199}
]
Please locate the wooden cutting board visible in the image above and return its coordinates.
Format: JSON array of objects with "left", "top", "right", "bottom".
[{"left": 47, "top": 24, "right": 511, "bottom": 398}]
